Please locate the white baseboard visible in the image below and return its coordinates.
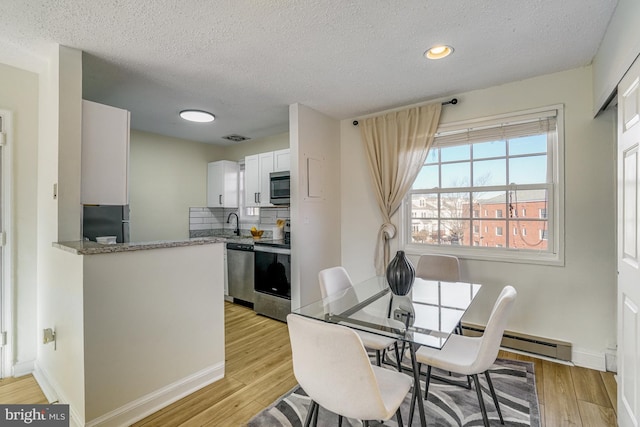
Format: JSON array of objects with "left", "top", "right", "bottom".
[
  {"left": 572, "top": 347, "right": 607, "bottom": 371},
  {"left": 86, "top": 362, "right": 225, "bottom": 427},
  {"left": 12, "top": 359, "right": 35, "bottom": 377},
  {"left": 33, "top": 363, "right": 84, "bottom": 427}
]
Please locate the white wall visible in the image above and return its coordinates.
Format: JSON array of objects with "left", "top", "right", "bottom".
[
  {"left": 223, "top": 132, "right": 289, "bottom": 162},
  {"left": 290, "top": 104, "right": 341, "bottom": 309},
  {"left": 82, "top": 243, "right": 225, "bottom": 424},
  {"left": 0, "top": 62, "right": 39, "bottom": 375},
  {"left": 129, "top": 130, "right": 223, "bottom": 242},
  {"left": 592, "top": 0, "right": 640, "bottom": 114},
  {"left": 35, "top": 45, "right": 86, "bottom": 424},
  {"left": 341, "top": 66, "right": 617, "bottom": 369}
]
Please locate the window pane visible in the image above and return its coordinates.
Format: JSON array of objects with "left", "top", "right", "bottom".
[
  {"left": 413, "top": 165, "right": 439, "bottom": 189},
  {"left": 426, "top": 147, "right": 439, "bottom": 164},
  {"left": 440, "top": 220, "right": 469, "bottom": 245},
  {"left": 509, "top": 155, "right": 547, "bottom": 185},
  {"left": 441, "top": 145, "right": 470, "bottom": 162},
  {"left": 473, "top": 140, "right": 505, "bottom": 159},
  {"left": 509, "top": 134, "right": 547, "bottom": 155},
  {"left": 508, "top": 220, "right": 549, "bottom": 250},
  {"left": 507, "top": 189, "right": 548, "bottom": 219},
  {"left": 473, "top": 159, "right": 506, "bottom": 186},
  {"left": 440, "top": 192, "right": 469, "bottom": 219},
  {"left": 441, "top": 162, "right": 470, "bottom": 188},
  {"left": 411, "top": 194, "right": 438, "bottom": 244}
]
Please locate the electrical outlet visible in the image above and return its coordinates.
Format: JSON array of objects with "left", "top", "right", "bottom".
[
  {"left": 393, "top": 308, "right": 413, "bottom": 324},
  {"left": 43, "top": 328, "right": 56, "bottom": 347}
]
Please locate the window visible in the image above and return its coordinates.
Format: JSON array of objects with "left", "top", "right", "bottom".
[{"left": 405, "top": 105, "right": 563, "bottom": 264}]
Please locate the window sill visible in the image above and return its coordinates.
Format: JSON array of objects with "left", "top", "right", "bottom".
[{"left": 403, "top": 243, "right": 564, "bottom": 266}]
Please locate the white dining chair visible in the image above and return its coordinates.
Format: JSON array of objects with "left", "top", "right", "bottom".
[
  {"left": 287, "top": 314, "right": 412, "bottom": 427},
  {"left": 318, "top": 266, "right": 403, "bottom": 369},
  {"left": 416, "top": 254, "right": 461, "bottom": 282},
  {"left": 411, "top": 285, "right": 517, "bottom": 427},
  {"left": 416, "top": 254, "right": 463, "bottom": 335}
]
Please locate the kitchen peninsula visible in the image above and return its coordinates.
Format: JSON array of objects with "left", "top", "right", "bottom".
[{"left": 49, "top": 237, "right": 226, "bottom": 426}]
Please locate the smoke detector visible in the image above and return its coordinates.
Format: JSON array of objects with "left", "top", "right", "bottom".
[{"left": 222, "top": 134, "right": 251, "bottom": 143}]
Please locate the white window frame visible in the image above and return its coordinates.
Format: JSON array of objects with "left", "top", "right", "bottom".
[{"left": 400, "top": 104, "right": 564, "bottom": 265}]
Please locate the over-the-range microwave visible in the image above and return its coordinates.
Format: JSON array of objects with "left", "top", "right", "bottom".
[{"left": 270, "top": 171, "right": 290, "bottom": 205}]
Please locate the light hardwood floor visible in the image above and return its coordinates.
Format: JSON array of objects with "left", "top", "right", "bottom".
[{"left": 1, "top": 301, "right": 617, "bottom": 426}]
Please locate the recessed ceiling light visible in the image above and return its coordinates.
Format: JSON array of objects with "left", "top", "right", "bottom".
[
  {"left": 425, "top": 45, "right": 454, "bottom": 60},
  {"left": 180, "top": 110, "right": 215, "bottom": 123}
]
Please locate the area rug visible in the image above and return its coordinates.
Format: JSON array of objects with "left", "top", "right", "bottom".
[{"left": 247, "top": 358, "right": 540, "bottom": 426}]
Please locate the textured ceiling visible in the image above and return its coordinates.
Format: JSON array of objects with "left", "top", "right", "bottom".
[{"left": 0, "top": 1, "right": 618, "bottom": 145}]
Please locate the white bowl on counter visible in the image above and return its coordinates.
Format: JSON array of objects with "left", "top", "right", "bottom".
[{"left": 96, "top": 236, "right": 117, "bottom": 245}]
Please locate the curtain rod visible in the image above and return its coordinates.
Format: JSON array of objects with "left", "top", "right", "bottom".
[{"left": 352, "top": 98, "right": 457, "bottom": 126}]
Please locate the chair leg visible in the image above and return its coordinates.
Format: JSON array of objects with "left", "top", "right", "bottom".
[
  {"left": 395, "top": 407, "right": 404, "bottom": 426},
  {"left": 408, "top": 362, "right": 421, "bottom": 426},
  {"left": 423, "top": 364, "right": 432, "bottom": 400},
  {"left": 471, "top": 374, "right": 490, "bottom": 427},
  {"left": 375, "top": 350, "right": 381, "bottom": 366},
  {"left": 304, "top": 400, "right": 317, "bottom": 427},
  {"left": 393, "top": 342, "right": 402, "bottom": 371},
  {"left": 338, "top": 415, "right": 343, "bottom": 427},
  {"left": 311, "top": 402, "right": 319, "bottom": 427},
  {"left": 485, "top": 370, "right": 504, "bottom": 424}
]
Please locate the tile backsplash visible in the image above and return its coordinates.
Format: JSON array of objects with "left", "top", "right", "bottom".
[{"left": 189, "top": 206, "right": 289, "bottom": 237}]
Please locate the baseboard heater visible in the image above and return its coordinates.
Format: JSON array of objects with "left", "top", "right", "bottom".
[{"left": 461, "top": 322, "right": 572, "bottom": 362}]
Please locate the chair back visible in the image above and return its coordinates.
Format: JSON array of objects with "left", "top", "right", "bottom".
[
  {"left": 416, "top": 254, "right": 461, "bottom": 282},
  {"left": 470, "top": 285, "right": 517, "bottom": 373},
  {"left": 318, "top": 266, "right": 361, "bottom": 314},
  {"left": 286, "top": 314, "right": 390, "bottom": 420}
]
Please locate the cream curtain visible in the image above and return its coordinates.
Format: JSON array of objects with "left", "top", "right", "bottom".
[{"left": 360, "top": 103, "right": 442, "bottom": 274}]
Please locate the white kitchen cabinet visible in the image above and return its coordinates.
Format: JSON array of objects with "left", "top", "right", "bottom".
[
  {"left": 207, "top": 160, "right": 239, "bottom": 208},
  {"left": 81, "top": 100, "right": 130, "bottom": 205},
  {"left": 245, "top": 152, "right": 275, "bottom": 207},
  {"left": 274, "top": 148, "right": 290, "bottom": 172}
]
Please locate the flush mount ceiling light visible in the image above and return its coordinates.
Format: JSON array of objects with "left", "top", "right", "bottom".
[
  {"left": 425, "top": 45, "right": 454, "bottom": 60},
  {"left": 179, "top": 110, "right": 215, "bottom": 123}
]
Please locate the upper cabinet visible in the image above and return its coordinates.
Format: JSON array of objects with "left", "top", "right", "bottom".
[
  {"left": 245, "top": 149, "right": 289, "bottom": 207},
  {"left": 81, "top": 100, "right": 130, "bottom": 205},
  {"left": 208, "top": 160, "right": 239, "bottom": 208},
  {"left": 274, "top": 148, "right": 290, "bottom": 172}
]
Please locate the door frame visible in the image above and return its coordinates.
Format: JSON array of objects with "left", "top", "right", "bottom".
[{"left": 0, "top": 109, "right": 14, "bottom": 379}]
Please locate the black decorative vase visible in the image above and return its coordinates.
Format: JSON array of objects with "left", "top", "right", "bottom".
[{"left": 385, "top": 250, "right": 415, "bottom": 296}]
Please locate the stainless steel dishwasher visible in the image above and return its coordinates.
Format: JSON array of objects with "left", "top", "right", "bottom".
[{"left": 226, "top": 242, "right": 255, "bottom": 306}]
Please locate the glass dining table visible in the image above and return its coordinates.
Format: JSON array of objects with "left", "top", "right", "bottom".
[{"left": 291, "top": 275, "right": 482, "bottom": 427}]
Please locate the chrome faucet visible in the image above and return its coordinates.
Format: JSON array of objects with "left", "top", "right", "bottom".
[{"left": 226, "top": 212, "right": 240, "bottom": 236}]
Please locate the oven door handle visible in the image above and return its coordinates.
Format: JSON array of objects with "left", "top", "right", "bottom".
[{"left": 253, "top": 245, "right": 291, "bottom": 255}]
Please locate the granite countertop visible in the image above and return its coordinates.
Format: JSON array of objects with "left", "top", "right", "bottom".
[{"left": 53, "top": 237, "right": 229, "bottom": 255}]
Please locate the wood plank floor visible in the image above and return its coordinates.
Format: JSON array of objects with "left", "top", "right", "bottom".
[{"left": 1, "top": 302, "right": 618, "bottom": 426}]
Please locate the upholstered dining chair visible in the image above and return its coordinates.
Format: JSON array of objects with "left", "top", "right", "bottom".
[
  {"left": 318, "top": 266, "right": 403, "bottom": 369},
  {"left": 411, "top": 285, "right": 517, "bottom": 427},
  {"left": 287, "top": 314, "right": 412, "bottom": 427},
  {"left": 416, "top": 254, "right": 463, "bottom": 334},
  {"left": 416, "top": 254, "right": 461, "bottom": 282}
]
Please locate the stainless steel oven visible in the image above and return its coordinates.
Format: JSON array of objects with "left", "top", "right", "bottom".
[{"left": 253, "top": 222, "right": 291, "bottom": 321}]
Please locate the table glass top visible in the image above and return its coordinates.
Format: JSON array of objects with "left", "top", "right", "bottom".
[{"left": 293, "top": 276, "right": 481, "bottom": 349}]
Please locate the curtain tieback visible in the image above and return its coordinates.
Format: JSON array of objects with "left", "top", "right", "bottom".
[{"left": 374, "top": 222, "right": 397, "bottom": 275}]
